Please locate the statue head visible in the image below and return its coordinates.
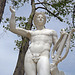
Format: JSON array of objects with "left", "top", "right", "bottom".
[{"left": 34, "top": 12, "right": 46, "bottom": 27}]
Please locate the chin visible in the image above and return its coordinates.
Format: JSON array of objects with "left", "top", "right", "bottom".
[
  {"left": 39, "top": 24, "right": 44, "bottom": 26},
  {"left": 38, "top": 22, "right": 44, "bottom": 25},
  {"left": 38, "top": 24, "right": 44, "bottom": 26}
]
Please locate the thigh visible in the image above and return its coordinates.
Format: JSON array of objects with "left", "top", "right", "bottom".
[
  {"left": 37, "top": 56, "right": 50, "bottom": 75},
  {"left": 24, "top": 50, "right": 36, "bottom": 75}
]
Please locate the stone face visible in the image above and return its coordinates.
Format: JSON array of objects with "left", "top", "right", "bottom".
[{"left": 9, "top": 7, "right": 75, "bottom": 75}]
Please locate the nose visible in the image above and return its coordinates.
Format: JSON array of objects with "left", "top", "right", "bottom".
[{"left": 40, "top": 18, "right": 42, "bottom": 21}]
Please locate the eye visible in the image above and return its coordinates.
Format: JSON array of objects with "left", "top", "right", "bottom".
[
  {"left": 42, "top": 17, "right": 44, "bottom": 19},
  {"left": 37, "top": 16, "right": 40, "bottom": 18}
]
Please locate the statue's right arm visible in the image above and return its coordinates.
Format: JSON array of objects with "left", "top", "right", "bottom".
[{"left": 9, "top": 6, "right": 31, "bottom": 38}]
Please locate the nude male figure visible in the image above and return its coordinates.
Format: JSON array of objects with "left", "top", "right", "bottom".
[{"left": 9, "top": 7, "right": 58, "bottom": 75}]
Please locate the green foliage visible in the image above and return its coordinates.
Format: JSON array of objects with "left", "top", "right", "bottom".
[
  {"left": 70, "top": 33, "right": 75, "bottom": 49},
  {"left": 14, "top": 39, "right": 22, "bottom": 50},
  {"left": 11, "top": 0, "right": 29, "bottom": 8},
  {"left": 43, "top": 0, "right": 74, "bottom": 23},
  {"left": 2, "top": 16, "right": 26, "bottom": 30},
  {"left": 2, "top": 15, "right": 27, "bottom": 50},
  {"left": 65, "top": 26, "right": 75, "bottom": 51},
  {"left": 2, "top": 18, "right": 10, "bottom": 30},
  {"left": 2, "top": 0, "right": 75, "bottom": 50}
]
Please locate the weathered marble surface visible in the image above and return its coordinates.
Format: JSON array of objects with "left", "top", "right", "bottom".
[{"left": 9, "top": 7, "right": 75, "bottom": 75}]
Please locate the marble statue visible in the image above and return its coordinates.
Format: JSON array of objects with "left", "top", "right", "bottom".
[
  {"left": 9, "top": 6, "right": 75, "bottom": 75},
  {"left": 50, "top": 28, "right": 75, "bottom": 75}
]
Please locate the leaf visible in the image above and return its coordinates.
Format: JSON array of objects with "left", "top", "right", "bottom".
[
  {"left": 53, "top": 10, "right": 56, "bottom": 13},
  {"left": 23, "top": 17, "right": 26, "bottom": 21},
  {"left": 6, "top": 18, "right": 9, "bottom": 21},
  {"left": 4, "top": 21, "right": 7, "bottom": 23},
  {"left": 14, "top": 1, "right": 19, "bottom": 6},
  {"left": 19, "top": 17, "right": 22, "bottom": 20},
  {"left": 3, "top": 25, "right": 5, "bottom": 28},
  {"left": 24, "top": 0, "right": 26, "bottom": 3},
  {"left": 71, "top": 50, "right": 73, "bottom": 51},
  {"left": 18, "top": 0, "right": 21, "bottom": 2}
]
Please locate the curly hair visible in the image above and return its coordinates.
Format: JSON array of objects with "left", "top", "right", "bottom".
[{"left": 33, "top": 12, "right": 46, "bottom": 26}]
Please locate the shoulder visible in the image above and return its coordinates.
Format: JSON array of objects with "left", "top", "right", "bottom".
[
  {"left": 47, "top": 29, "right": 57, "bottom": 36},
  {"left": 52, "top": 30, "right": 58, "bottom": 37},
  {"left": 46, "top": 29, "right": 57, "bottom": 34},
  {"left": 52, "top": 30, "right": 57, "bottom": 34}
]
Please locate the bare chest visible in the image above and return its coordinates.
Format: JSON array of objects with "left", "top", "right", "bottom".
[{"left": 30, "top": 29, "right": 53, "bottom": 43}]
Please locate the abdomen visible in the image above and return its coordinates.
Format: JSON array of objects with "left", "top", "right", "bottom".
[{"left": 29, "top": 42, "right": 51, "bottom": 53}]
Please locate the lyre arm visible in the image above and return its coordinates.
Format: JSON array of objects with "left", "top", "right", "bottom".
[{"left": 55, "top": 28, "right": 75, "bottom": 65}]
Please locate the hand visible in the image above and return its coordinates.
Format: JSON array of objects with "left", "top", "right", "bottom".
[
  {"left": 72, "top": 28, "right": 75, "bottom": 32},
  {"left": 9, "top": 6, "right": 15, "bottom": 13},
  {"left": 60, "top": 29, "right": 67, "bottom": 35}
]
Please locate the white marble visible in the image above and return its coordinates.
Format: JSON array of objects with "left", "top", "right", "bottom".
[
  {"left": 50, "top": 63, "right": 65, "bottom": 75},
  {"left": 50, "top": 28, "right": 75, "bottom": 75},
  {"left": 9, "top": 7, "right": 75, "bottom": 75}
]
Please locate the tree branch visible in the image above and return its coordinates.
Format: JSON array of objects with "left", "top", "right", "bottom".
[
  {"left": 0, "top": 0, "right": 6, "bottom": 23},
  {"left": 13, "top": 1, "right": 35, "bottom": 75},
  {"left": 36, "top": 0, "right": 63, "bottom": 22},
  {"left": 35, "top": 2, "right": 51, "bottom": 6},
  {"left": 35, "top": 7, "right": 63, "bottom": 22}
]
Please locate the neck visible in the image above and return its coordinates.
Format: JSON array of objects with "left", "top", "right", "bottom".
[{"left": 36, "top": 25, "right": 45, "bottom": 30}]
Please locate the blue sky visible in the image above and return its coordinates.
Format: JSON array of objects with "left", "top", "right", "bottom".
[{"left": 0, "top": 1, "right": 75, "bottom": 75}]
